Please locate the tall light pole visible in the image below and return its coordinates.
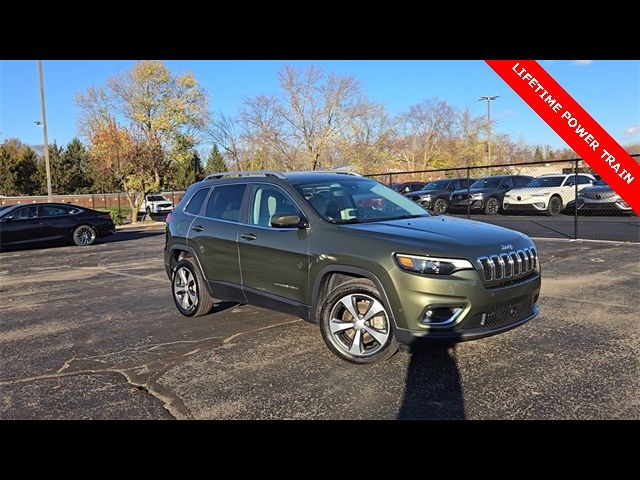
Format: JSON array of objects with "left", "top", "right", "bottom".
[
  {"left": 37, "top": 60, "right": 52, "bottom": 201},
  {"left": 478, "top": 95, "right": 499, "bottom": 165}
]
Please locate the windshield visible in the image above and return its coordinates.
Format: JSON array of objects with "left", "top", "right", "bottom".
[
  {"left": 423, "top": 180, "right": 451, "bottom": 190},
  {"left": 147, "top": 195, "right": 167, "bottom": 202},
  {"left": 470, "top": 177, "right": 501, "bottom": 188},
  {"left": 525, "top": 176, "right": 565, "bottom": 188},
  {"left": 293, "top": 178, "right": 430, "bottom": 224},
  {"left": 0, "top": 205, "right": 16, "bottom": 217}
]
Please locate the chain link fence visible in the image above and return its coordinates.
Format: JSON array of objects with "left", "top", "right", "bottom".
[{"left": 366, "top": 156, "right": 640, "bottom": 242}]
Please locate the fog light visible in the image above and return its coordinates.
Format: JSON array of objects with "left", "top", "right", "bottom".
[{"left": 421, "top": 305, "right": 465, "bottom": 327}]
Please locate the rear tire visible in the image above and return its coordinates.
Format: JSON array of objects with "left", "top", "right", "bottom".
[
  {"left": 319, "top": 278, "right": 399, "bottom": 364},
  {"left": 546, "top": 195, "right": 562, "bottom": 216},
  {"left": 172, "top": 258, "right": 214, "bottom": 317},
  {"left": 72, "top": 225, "right": 97, "bottom": 246},
  {"left": 484, "top": 197, "right": 500, "bottom": 215}
]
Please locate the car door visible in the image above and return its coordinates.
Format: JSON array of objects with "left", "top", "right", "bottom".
[
  {"left": 38, "top": 205, "right": 74, "bottom": 243},
  {"left": 497, "top": 177, "right": 514, "bottom": 200},
  {"left": 238, "top": 183, "right": 310, "bottom": 314},
  {"left": 186, "top": 183, "right": 247, "bottom": 301},
  {"left": 0, "top": 205, "right": 41, "bottom": 247}
]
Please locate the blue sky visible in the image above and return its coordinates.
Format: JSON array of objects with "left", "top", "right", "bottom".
[{"left": 1, "top": 60, "right": 638, "bottom": 149}]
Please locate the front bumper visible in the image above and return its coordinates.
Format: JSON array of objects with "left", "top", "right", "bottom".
[
  {"left": 380, "top": 264, "right": 541, "bottom": 345},
  {"left": 575, "top": 199, "right": 631, "bottom": 212},
  {"left": 503, "top": 200, "right": 548, "bottom": 212},
  {"left": 449, "top": 198, "right": 484, "bottom": 210},
  {"left": 153, "top": 207, "right": 174, "bottom": 213}
]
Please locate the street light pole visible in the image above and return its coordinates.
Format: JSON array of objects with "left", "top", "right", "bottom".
[
  {"left": 478, "top": 95, "right": 499, "bottom": 165},
  {"left": 37, "top": 60, "right": 52, "bottom": 201}
]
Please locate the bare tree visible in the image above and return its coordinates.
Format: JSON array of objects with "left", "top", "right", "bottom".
[
  {"left": 277, "top": 65, "right": 360, "bottom": 170},
  {"left": 208, "top": 112, "right": 243, "bottom": 170}
]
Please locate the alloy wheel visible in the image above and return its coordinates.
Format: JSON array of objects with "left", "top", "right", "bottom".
[
  {"left": 328, "top": 293, "right": 390, "bottom": 357},
  {"left": 74, "top": 226, "right": 96, "bottom": 246},
  {"left": 173, "top": 266, "right": 198, "bottom": 311}
]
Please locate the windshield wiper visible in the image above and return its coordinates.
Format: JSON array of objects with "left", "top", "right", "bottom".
[{"left": 329, "top": 218, "right": 363, "bottom": 224}]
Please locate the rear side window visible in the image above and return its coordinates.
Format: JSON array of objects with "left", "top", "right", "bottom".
[
  {"left": 204, "top": 184, "right": 247, "bottom": 222},
  {"left": 184, "top": 188, "right": 210, "bottom": 215},
  {"left": 41, "top": 205, "right": 69, "bottom": 216}
]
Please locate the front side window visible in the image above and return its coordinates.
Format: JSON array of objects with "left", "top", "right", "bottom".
[
  {"left": 250, "top": 185, "right": 301, "bottom": 227},
  {"left": 577, "top": 175, "right": 594, "bottom": 185},
  {"left": 11, "top": 206, "right": 38, "bottom": 219},
  {"left": 294, "top": 178, "right": 429, "bottom": 224},
  {"left": 184, "top": 188, "right": 210, "bottom": 215},
  {"left": 204, "top": 184, "right": 247, "bottom": 222},
  {"left": 500, "top": 177, "right": 514, "bottom": 189}
]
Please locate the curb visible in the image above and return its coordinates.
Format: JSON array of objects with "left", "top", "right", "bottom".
[{"left": 116, "top": 222, "right": 166, "bottom": 230}]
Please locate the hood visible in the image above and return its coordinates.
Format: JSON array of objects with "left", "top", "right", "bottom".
[
  {"left": 340, "top": 215, "right": 530, "bottom": 259},
  {"left": 580, "top": 184, "right": 613, "bottom": 194}
]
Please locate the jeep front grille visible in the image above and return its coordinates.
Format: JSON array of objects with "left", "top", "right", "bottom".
[{"left": 478, "top": 248, "right": 537, "bottom": 281}]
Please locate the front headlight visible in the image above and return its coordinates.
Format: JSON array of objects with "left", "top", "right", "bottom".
[
  {"left": 531, "top": 192, "right": 549, "bottom": 197},
  {"left": 470, "top": 193, "right": 484, "bottom": 199},
  {"left": 395, "top": 254, "right": 474, "bottom": 275},
  {"left": 419, "top": 194, "right": 431, "bottom": 200}
]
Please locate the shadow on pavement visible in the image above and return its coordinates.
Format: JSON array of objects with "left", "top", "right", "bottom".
[
  {"left": 398, "top": 342, "right": 464, "bottom": 420},
  {"left": 100, "top": 229, "right": 165, "bottom": 244}
]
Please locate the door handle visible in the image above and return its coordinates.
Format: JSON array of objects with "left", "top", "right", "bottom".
[
  {"left": 191, "top": 225, "right": 205, "bottom": 232},
  {"left": 241, "top": 233, "right": 257, "bottom": 241}
]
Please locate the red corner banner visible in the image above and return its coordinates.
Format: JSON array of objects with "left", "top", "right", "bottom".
[{"left": 485, "top": 60, "right": 639, "bottom": 215}]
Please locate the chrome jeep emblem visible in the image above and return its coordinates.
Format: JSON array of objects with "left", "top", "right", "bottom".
[
  {"left": 500, "top": 244, "right": 513, "bottom": 251},
  {"left": 596, "top": 194, "right": 601, "bottom": 199}
]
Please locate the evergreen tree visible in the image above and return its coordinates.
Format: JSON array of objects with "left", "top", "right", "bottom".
[
  {"left": 15, "top": 146, "right": 40, "bottom": 195},
  {"left": 62, "top": 138, "right": 94, "bottom": 193},
  {"left": 533, "top": 145, "right": 544, "bottom": 161},
  {"left": 205, "top": 144, "right": 227, "bottom": 174}
]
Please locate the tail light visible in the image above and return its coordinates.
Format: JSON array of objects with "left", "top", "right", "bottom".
[{"left": 101, "top": 213, "right": 112, "bottom": 220}]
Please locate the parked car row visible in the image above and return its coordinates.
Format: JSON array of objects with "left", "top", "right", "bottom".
[{"left": 402, "top": 173, "right": 629, "bottom": 216}]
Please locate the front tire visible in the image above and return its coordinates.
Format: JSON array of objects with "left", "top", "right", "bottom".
[
  {"left": 172, "top": 258, "right": 214, "bottom": 317},
  {"left": 319, "top": 279, "right": 398, "bottom": 364},
  {"left": 546, "top": 195, "right": 562, "bottom": 216},
  {"left": 432, "top": 198, "right": 449, "bottom": 215},
  {"left": 72, "top": 225, "right": 97, "bottom": 246},
  {"left": 484, "top": 197, "right": 500, "bottom": 215}
]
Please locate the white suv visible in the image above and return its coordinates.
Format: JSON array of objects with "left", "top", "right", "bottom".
[
  {"left": 139, "top": 194, "right": 174, "bottom": 215},
  {"left": 503, "top": 173, "right": 596, "bottom": 216}
]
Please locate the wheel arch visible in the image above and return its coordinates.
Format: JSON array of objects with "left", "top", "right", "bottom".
[
  {"left": 167, "top": 244, "right": 216, "bottom": 297},
  {"left": 311, "top": 265, "right": 398, "bottom": 328}
]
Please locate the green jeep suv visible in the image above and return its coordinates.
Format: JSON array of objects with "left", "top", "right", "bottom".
[{"left": 164, "top": 171, "right": 541, "bottom": 363}]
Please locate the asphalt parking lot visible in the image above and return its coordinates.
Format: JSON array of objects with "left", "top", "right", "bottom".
[
  {"left": 450, "top": 213, "right": 640, "bottom": 242},
  {"left": 1, "top": 225, "right": 638, "bottom": 419}
]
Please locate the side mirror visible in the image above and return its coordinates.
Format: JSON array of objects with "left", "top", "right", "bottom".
[
  {"left": 271, "top": 213, "right": 307, "bottom": 229},
  {"left": 1, "top": 216, "right": 12, "bottom": 223}
]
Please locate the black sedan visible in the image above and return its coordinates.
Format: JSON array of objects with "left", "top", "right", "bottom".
[{"left": 0, "top": 203, "right": 115, "bottom": 251}]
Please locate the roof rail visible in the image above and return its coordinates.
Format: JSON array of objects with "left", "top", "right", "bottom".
[
  {"left": 204, "top": 170, "right": 286, "bottom": 181},
  {"left": 293, "top": 170, "right": 361, "bottom": 176}
]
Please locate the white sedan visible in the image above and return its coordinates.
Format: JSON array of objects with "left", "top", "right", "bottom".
[{"left": 503, "top": 173, "right": 596, "bottom": 216}]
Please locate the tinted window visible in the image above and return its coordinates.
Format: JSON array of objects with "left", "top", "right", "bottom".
[
  {"left": 449, "top": 180, "right": 460, "bottom": 190},
  {"left": 500, "top": 177, "right": 514, "bottom": 188},
  {"left": 409, "top": 183, "right": 424, "bottom": 192},
  {"left": 470, "top": 177, "right": 501, "bottom": 188},
  {"left": 41, "top": 205, "right": 69, "bottom": 216},
  {"left": 184, "top": 188, "right": 210, "bottom": 215},
  {"left": 250, "top": 185, "right": 301, "bottom": 227},
  {"left": 147, "top": 195, "right": 167, "bottom": 202},
  {"left": 11, "top": 206, "right": 38, "bottom": 219},
  {"left": 577, "top": 175, "right": 594, "bottom": 185},
  {"left": 424, "top": 180, "right": 451, "bottom": 190},
  {"left": 205, "top": 184, "right": 247, "bottom": 222},
  {"left": 527, "top": 176, "right": 564, "bottom": 187}
]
